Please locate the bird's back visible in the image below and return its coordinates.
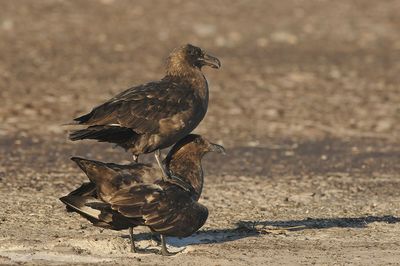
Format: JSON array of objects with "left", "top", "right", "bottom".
[{"left": 71, "top": 157, "right": 161, "bottom": 202}]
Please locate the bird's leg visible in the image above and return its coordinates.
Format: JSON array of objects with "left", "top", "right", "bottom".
[
  {"left": 167, "top": 173, "right": 193, "bottom": 192},
  {"left": 160, "top": 235, "right": 185, "bottom": 256},
  {"left": 129, "top": 227, "right": 136, "bottom": 253},
  {"left": 154, "top": 149, "right": 168, "bottom": 180},
  {"left": 154, "top": 150, "right": 191, "bottom": 192}
]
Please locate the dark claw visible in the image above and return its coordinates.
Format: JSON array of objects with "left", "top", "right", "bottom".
[{"left": 167, "top": 174, "right": 192, "bottom": 192}]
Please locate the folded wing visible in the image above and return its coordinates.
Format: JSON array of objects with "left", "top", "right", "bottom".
[
  {"left": 73, "top": 82, "right": 194, "bottom": 134},
  {"left": 110, "top": 183, "right": 208, "bottom": 237}
]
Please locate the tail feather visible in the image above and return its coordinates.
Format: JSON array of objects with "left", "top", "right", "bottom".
[
  {"left": 69, "top": 125, "right": 138, "bottom": 149},
  {"left": 73, "top": 112, "right": 94, "bottom": 124},
  {"left": 60, "top": 195, "right": 104, "bottom": 220},
  {"left": 70, "top": 157, "right": 118, "bottom": 185},
  {"left": 67, "top": 181, "right": 97, "bottom": 197},
  {"left": 70, "top": 157, "right": 106, "bottom": 175},
  {"left": 59, "top": 195, "right": 139, "bottom": 230}
]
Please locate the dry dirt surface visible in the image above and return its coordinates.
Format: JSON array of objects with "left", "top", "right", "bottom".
[{"left": 1, "top": 0, "right": 400, "bottom": 265}]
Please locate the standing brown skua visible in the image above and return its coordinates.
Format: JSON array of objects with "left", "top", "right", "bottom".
[
  {"left": 60, "top": 134, "right": 225, "bottom": 255},
  {"left": 69, "top": 44, "right": 221, "bottom": 180}
]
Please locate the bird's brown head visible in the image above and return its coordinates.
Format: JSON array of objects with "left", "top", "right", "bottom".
[
  {"left": 165, "top": 134, "right": 225, "bottom": 164},
  {"left": 165, "top": 44, "right": 221, "bottom": 77}
]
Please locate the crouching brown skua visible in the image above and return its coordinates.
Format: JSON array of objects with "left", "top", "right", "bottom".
[
  {"left": 68, "top": 44, "right": 221, "bottom": 180},
  {"left": 60, "top": 134, "right": 225, "bottom": 255}
]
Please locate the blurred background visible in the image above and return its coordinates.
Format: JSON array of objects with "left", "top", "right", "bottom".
[{"left": 0, "top": 1, "right": 399, "bottom": 264}]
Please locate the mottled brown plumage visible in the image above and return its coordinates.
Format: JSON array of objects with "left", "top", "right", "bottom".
[
  {"left": 69, "top": 157, "right": 159, "bottom": 203},
  {"left": 60, "top": 134, "right": 225, "bottom": 255},
  {"left": 69, "top": 44, "right": 221, "bottom": 178}
]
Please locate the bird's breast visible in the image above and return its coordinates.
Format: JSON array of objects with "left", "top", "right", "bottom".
[{"left": 191, "top": 73, "right": 209, "bottom": 106}]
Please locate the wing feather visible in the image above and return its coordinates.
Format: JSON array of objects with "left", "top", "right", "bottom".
[
  {"left": 109, "top": 183, "right": 208, "bottom": 237},
  {"left": 74, "top": 81, "right": 194, "bottom": 134}
]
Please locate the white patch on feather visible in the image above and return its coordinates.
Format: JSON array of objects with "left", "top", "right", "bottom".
[
  {"left": 106, "top": 123, "right": 122, "bottom": 127},
  {"left": 145, "top": 193, "right": 158, "bottom": 202}
]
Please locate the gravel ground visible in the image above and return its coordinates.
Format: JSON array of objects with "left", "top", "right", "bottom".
[{"left": 0, "top": 1, "right": 399, "bottom": 265}]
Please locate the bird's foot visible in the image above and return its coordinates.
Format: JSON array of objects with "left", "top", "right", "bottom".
[
  {"left": 167, "top": 174, "right": 192, "bottom": 192},
  {"left": 154, "top": 150, "right": 168, "bottom": 179},
  {"left": 159, "top": 234, "right": 185, "bottom": 256},
  {"left": 160, "top": 168, "right": 169, "bottom": 182},
  {"left": 160, "top": 246, "right": 186, "bottom": 256}
]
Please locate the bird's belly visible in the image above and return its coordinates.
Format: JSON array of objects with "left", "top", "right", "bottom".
[
  {"left": 156, "top": 109, "right": 205, "bottom": 148},
  {"left": 131, "top": 124, "right": 196, "bottom": 154},
  {"left": 146, "top": 122, "right": 198, "bottom": 152},
  {"left": 130, "top": 104, "right": 207, "bottom": 154}
]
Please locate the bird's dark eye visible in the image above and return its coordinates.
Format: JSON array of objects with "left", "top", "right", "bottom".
[
  {"left": 189, "top": 48, "right": 198, "bottom": 56},
  {"left": 185, "top": 45, "right": 204, "bottom": 67},
  {"left": 187, "top": 45, "right": 201, "bottom": 57}
]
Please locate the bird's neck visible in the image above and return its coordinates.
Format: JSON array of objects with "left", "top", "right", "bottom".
[
  {"left": 165, "top": 64, "right": 199, "bottom": 78},
  {"left": 164, "top": 59, "right": 208, "bottom": 91},
  {"left": 166, "top": 153, "right": 204, "bottom": 201},
  {"left": 164, "top": 70, "right": 208, "bottom": 111},
  {"left": 165, "top": 55, "right": 198, "bottom": 77}
]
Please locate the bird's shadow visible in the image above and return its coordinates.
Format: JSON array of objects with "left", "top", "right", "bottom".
[
  {"left": 124, "top": 215, "right": 399, "bottom": 248},
  {"left": 122, "top": 227, "right": 259, "bottom": 250},
  {"left": 237, "top": 215, "right": 400, "bottom": 231}
]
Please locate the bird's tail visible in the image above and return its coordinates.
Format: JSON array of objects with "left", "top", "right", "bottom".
[
  {"left": 59, "top": 194, "right": 137, "bottom": 230},
  {"left": 59, "top": 194, "right": 113, "bottom": 228},
  {"left": 69, "top": 125, "right": 137, "bottom": 149},
  {"left": 70, "top": 157, "right": 104, "bottom": 175},
  {"left": 66, "top": 181, "right": 97, "bottom": 197},
  {"left": 70, "top": 157, "right": 118, "bottom": 185},
  {"left": 59, "top": 194, "right": 102, "bottom": 217},
  {"left": 73, "top": 111, "right": 94, "bottom": 124},
  {"left": 69, "top": 125, "right": 130, "bottom": 141}
]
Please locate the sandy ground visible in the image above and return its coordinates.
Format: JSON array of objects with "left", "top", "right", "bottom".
[{"left": 0, "top": 0, "right": 400, "bottom": 265}]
